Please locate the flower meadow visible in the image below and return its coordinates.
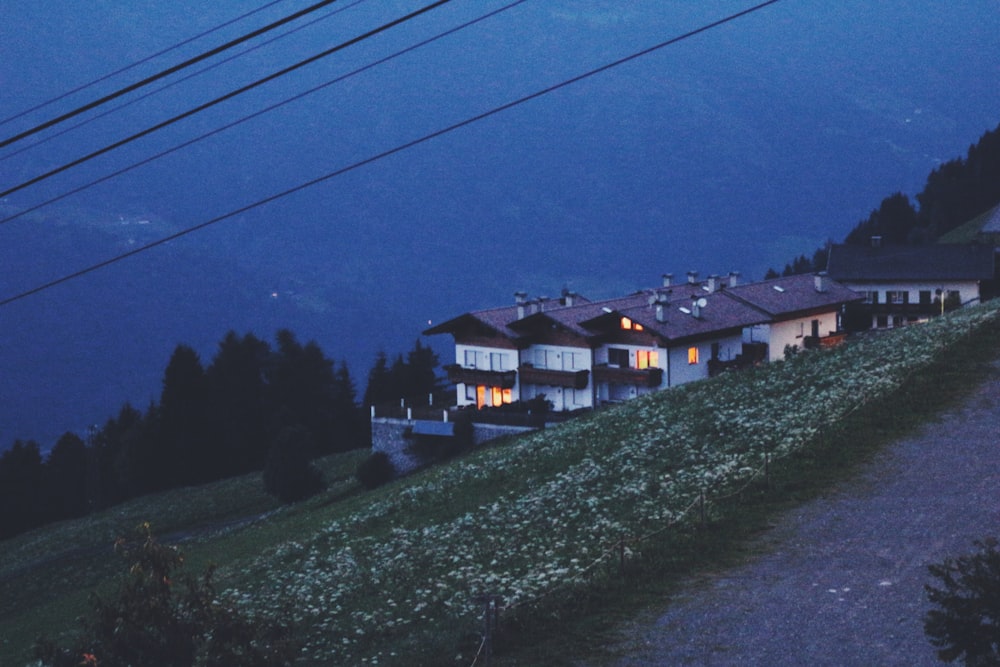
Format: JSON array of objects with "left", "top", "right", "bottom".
[{"left": 224, "top": 302, "right": 1000, "bottom": 665}]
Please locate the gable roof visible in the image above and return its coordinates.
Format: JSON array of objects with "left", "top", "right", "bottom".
[
  {"left": 827, "top": 243, "right": 996, "bottom": 282},
  {"left": 727, "top": 273, "right": 862, "bottom": 318},
  {"left": 423, "top": 294, "right": 589, "bottom": 341}
]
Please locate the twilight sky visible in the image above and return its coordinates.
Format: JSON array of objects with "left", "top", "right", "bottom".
[{"left": 1, "top": 0, "right": 999, "bottom": 447}]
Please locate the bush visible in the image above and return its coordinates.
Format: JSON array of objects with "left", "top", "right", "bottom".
[
  {"left": 34, "top": 523, "right": 296, "bottom": 667},
  {"left": 356, "top": 451, "right": 395, "bottom": 489},
  {"left": 925, "top": 538, "right": 1000, "bottom": 665},
  {"left": 263, "top": 425, "right": 325, "bottom": 503}
]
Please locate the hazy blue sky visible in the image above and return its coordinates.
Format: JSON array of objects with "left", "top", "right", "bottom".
[{"left": 1, "top": 1, "right": 999, "bottom": 447}]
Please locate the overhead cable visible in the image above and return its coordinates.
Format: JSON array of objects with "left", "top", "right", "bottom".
[
  {"left": 0, "top": 0, "right": 528, "bottom": 226},
  {"left": 0, "top": 0, "right": 782, "bottom": 309},
  {"left": 0, "top": 0, "right": 290, "bottom": 130},
  {"left": 0, "top": 0, "right": 368, "bottom": 165},
  {"left": 0, "top": 0, "right": 344, "bottom": 150},
  {"left": 0, "top": 0, "right": 453, "bottom": 200}
]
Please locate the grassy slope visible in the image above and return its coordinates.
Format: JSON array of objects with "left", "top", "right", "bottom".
[{"left": 2, "top": 302, "right": 999, "bottom": 666}]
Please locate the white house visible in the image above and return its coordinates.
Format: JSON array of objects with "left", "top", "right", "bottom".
[
  {"left": 425, "top": 273, "right": 860, "bottom": 411},
  {"left": 826, "top": 239, "right": 996, "bottom": 330}
]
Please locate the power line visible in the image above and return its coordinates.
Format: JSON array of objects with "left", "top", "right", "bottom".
[
  {"left": 0, "top": 0, "right": 291, "bottom": 130},
  {"left": 0, "top": 0, "right": 527, "bottom": 227},
  {"left": 0, "top": 0, "right": 343, "bottom": 150},
  {"left": 0, "top": 0, "right": 368, "bottom": 165},
  {"left": 0, "top": 0, "right": 782, "bottom": 309},
  {"left": 0, "top": 0, "right": 452, "bottom": 200}
]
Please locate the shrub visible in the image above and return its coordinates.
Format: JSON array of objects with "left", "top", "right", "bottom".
[
  {"left": 263, "top": 425, "right": 326, "bottom": 503},
  {"left": 356, "top": 451, "right": 395, "bottom": 489},
  {"left": 34, "top": 523, "right": 296, "bottom": 667},
  {"left": 925, "top": 538, "right": 1000, "bottom": 665}
]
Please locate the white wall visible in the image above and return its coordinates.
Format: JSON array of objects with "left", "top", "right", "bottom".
[
  {"left": 518, "top": 344, "right": 594, "bottom": 410},
  {"left": 766, "top": 311, "right": 840, "bottom": 361}
]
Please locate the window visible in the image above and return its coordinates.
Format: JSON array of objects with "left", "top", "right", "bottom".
[
  {"left": 688, "top": 347, "right": 699, "bottom": 365},
  {"left": 619, "top": 316, "right": 644, "bottom": 331},
  {"left": 636, "top": 350, "right": 659, "bottom": 369},
  {"left": 490, "top": 352, "right": 505, "bottom": 371},
  {"left": 608, "top": 348, "right": 629, "bottom": 368},
  {"left": 464, "top": 349, "right": 478, "bottom": 368},
  {"left": 490, "top": 387, "right": 512, "bottom": 407},
  {"left": 476, "top": 385, "right": 512, "bottom": 409},
  {"left": 887, "top": 290, "right": 906, "bottom": 305},
  {"left": 919, "top": 290, "right": 932, "bottom": 306},
  {"left": 562, "top": 351, "right": 580, "bottom": 371},
  {"left": 864, "top": 290, "right": 879, "bottom": 304}
]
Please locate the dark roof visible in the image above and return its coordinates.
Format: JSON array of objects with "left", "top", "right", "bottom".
[
  {"left": 983, "top": 204, "right": 1000, "bottom": 234},
  {"left": 423, "top": 294, "right": 589, "bottom": 339},
  {"left": 727, "top": 274, "right": 862, "bottom": 318},
  {"left": 426, "top": 275, "right": 858, "bottom": 347},
  {"left": 827, "top": 243, "right": 996, "bottom": 282}
]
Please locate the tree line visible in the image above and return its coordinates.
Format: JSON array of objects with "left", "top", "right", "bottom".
[
  {"left": 767, "top": 121, "right": 1000, "bottom": 278},
  {"left": 0, "top": 331, "right": 441, "bottom": 540}
]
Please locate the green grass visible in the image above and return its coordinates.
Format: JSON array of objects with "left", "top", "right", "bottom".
[{"left": 3, "top": 304, "right": 1000, "bottom": 666}]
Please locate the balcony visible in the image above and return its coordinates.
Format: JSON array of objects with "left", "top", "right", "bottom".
[
  {"left": 443, "top": 364, "right": 517, "bottom": 389},
  {"left": 592, "top": 364, "right": 663, "bottom": 387},
  {"left": 518, "top": 365, "right": 590, "bottom": 389}
]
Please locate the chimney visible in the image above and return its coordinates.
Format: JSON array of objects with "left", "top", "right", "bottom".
[
  {"left": 687, "top": 270, "right": 699, "bottom": 285},
  {"left": 655, "top": 302, "right": 666, "bottom": 323},
  {"left": 515, "top": 291, "right": 528, "bottom": 319},
  {"left": 561, "top": 287, "right": 577, "bottom": 306},
  {"left": 691, "top": 299, "right": 701, "bottom": 318},
  {"left": 871, "top": 235, "right": 882, "bottom": 248},
  {"left": 706, "top": 274, "right": 719, "bottom": 293},
  {"left": 814, "top": 271, "right": 828, "bottom": 293},
  {"left": 728, "top": 271, "right": 740, "bottom": 288},
  {"left": 662, "top": 273, "right": 674, "bottom": 287}
]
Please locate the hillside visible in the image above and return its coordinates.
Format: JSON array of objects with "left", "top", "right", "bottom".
[{"left": 3, "top": 301, "right": 1000, "bottom": 666}]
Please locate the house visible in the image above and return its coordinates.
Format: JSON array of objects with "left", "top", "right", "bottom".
[
  {"left": 727, "top": 272, "right": 863, "bottom": 360},
  {"left": 425, "top": 272, "right": 860, "bottom": 411},
  {"left": 826, "top": 238, "right": 996, "bottom": 330}
]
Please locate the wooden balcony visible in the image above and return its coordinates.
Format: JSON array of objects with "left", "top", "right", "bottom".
[
  {"left": 443, "top": 364, "right": 517, "bottom": 389},
  {"left": 592, "top": 364, "right": 663, "bottom": 387},
  {"left": 518, "top": 365, "right": 590, "bottom": 389}
]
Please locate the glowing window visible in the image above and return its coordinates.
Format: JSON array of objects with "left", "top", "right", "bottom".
[
  {"left": 619, "top": 316, "right": 644, "bottom": 331},
  {"left": 636, "top": 350, "right": 659, "bottom": 369},
  {"left": 489, "top": 387, "right": 513, "bottom": 407},
  {"left": 688, "top": 347, "right": 699, "bottom": 365}
]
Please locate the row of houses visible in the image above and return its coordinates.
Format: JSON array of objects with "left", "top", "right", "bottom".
[
  {"left": 424, "top": 239, "right": 997, "bottom": 414},
  {"left": 424, "top": 271, "right": 861, "bottom": 412}
]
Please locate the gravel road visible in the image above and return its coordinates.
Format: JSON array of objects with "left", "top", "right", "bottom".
[{"left": 586, "top": 361, "right": 1000, "bottom": 667}]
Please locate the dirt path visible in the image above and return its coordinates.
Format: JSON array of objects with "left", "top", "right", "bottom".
[{"left": 584, "top": 362, "right": 1000, "bottom": 667}]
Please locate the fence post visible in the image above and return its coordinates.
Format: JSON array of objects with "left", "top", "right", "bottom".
[
  {"left": 619, "top": 534, "right": 626, "bottom": 578},
  {"left": 764, "top": 450, "right": 771, "bottom": 490}
]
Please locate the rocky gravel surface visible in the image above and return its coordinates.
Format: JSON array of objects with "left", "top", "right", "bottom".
[{"left": 586, "top": 362, "right": 1000, "bottom": 667}]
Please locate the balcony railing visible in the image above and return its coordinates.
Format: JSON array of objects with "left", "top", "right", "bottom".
[
  {"left": 443, "top": 364, "right": 517, "bottom": 389},
  {"left": 592, "top": 364, "right": 663, "bottom": 387},
  {"left": 518, "top": 365, "right": 590, "bottom": 389}
]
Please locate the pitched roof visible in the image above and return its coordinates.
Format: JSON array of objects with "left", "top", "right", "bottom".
[
  {"left": 827, "top": 243, "right": 996, "bottom": 282},
  {"left": 423, "top": 294, "right": 589, "bottom": 340},
  {"left": 727, "top": 273, "right": 862, "bottom": 318}
]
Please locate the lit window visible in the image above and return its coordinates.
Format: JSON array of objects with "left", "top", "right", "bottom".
[
  {"left": 688, "top": 347, "right": 699, "bottom": 365},
  {"left": 620, "top": 316, "right": 644, "bottom": 331},
  {"left": 489, "top": 387, "right": 512, "bottom": 407},
  {"left": 636, "top": 350, "right": 659, "bottom": 369}
]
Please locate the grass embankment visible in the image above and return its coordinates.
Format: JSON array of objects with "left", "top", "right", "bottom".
[{"left": 2, "top": 302, "right": 999, "bottom": 666}]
